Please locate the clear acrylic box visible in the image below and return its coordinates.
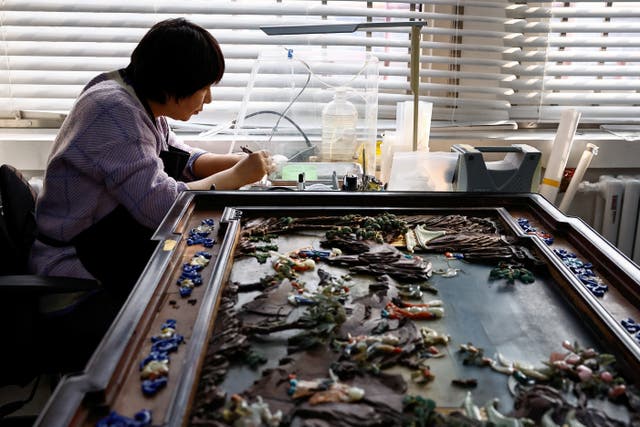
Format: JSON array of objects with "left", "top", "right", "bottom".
[{"left": 233, "top": 47, "right": 379, "bottom": 176}]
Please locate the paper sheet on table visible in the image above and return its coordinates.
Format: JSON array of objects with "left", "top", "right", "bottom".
[{"left": 387, "top": 151, "right": 459, "bottom": 191}]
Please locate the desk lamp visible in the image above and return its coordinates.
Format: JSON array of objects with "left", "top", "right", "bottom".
[{"left": 261, "top": 21, "right": 426, "bottom": 152}]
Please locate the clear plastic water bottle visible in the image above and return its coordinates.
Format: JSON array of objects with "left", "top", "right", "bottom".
[{"left": 321, "top": 87, "right": 358, "bottom": 162}]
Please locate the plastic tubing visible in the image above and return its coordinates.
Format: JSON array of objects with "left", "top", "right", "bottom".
[
  {"left": 538, "top": 109, "right": 581, "bottom": 204},
  {"left": 558, "top": 143, "right": 599, "bottom": 212}
]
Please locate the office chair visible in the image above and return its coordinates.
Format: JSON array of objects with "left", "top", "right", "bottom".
[{"left": 0, "top": 165, "right": 120, "bottom": 419}]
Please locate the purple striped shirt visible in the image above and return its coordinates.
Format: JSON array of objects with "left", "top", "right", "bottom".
[{"left": 29, "top": 71, "right": 204, "bottom": 279}]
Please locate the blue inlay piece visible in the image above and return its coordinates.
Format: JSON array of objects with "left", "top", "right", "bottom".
[
  {"left": 178, "top": 271, "right": 200, "bottom": 283},
  {"left": 622, "top": 318, "right": 640, "bottom": 334},
  {"left": 151, "top": 335, "right": 184, "bottom": 353},
  {"left": 184, "top": 262, "right": 204, "bottom": 272},
  {"left": 162, "top": 319, "right": 176, "bottom": 329},
  {"left": 520, "top": 218, "right": 608, "bottom": 299},
  {"left": 96, "top": 409, "right": 152, "bottom": 427},
  {"left": 138, "top": 320, "right": 185, "bottom": 397},
  {"left": 179, "top": 269, "right": 200, "bottom": 280},
  {"left": 298, "top": 249, "right": 332, "bottom": 260},
  {"left": 517, "top": 218, "right": 554, "bottom": 245},
  {"left": 287, "top": 378, "right": 298, "bottom": 395},
  {"left": 195, "top": 251, "right": 212, "bottom": 259},
  {"left": 292, "top": 295, "right": 316, "bottom": 305},
  {"left": 186, "top": 232, "right": 215, "bottom": 247},
  {"left": 141, "top": 377, "right": 168, "bottom": 396}
]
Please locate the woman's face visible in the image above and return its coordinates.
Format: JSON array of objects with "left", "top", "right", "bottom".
[{"left": 166, "top": 85, "right": 212, "bottom": 121}]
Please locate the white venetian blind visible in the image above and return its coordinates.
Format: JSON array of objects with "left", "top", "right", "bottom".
[
  {"left": 0, "top": 0, "right": 516, "bottom": 128},
  {"left": 504, "top": 0, "right": 640, "bottom": 125}
]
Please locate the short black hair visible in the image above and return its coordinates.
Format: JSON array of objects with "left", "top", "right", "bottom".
[{"left": 125, "top": 18, "right": 225, "bottom": 103}]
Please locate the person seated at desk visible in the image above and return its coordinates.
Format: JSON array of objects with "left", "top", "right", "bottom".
[{"left": 30, "top": 18, "right": 273, "bottom": 309}]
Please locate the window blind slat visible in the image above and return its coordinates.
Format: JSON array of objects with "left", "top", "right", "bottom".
[
  {"left": 505, "top": 79, "right": 640, "bottom": 91},
  {"left": 507, "top": 4, "right": 640, "bottom": 19},
  {"left": 506, "top": 21, "right": 640, "bottom": 34},
  {"left": 502, "top": 64, "right": 640, "bottom": 77},
  {"left": 505, "top": 35, "right": 640, "bottom": 49},
  {"left": 510, "top": 106, "right": 640, "bottom": 121},
  {"left": 509, "top": 93, "right": 640, "bottom": 105},
  {"left": 2, "top": 0, "right": 503, "bottom": 24},
  {"left": 505, "top": 50, "right": 640, "bottom": 62},
  {"left": 5, "top": 0, "right": 635, "bottom": 128}
]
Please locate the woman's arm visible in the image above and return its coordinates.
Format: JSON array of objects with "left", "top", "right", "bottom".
[
  {"left": 191, "top": 152, "right": 248, "bottom": 178},
  {"left": 187, "top": 150, "right": 273, "bottom": 190},
  {"left": 162, "top": 122, "right": 246, "bottom": 180}
]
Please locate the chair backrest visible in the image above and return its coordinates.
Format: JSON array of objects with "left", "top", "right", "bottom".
[{"left": 0, "top": 164, "right": 37, "bottom": 274}]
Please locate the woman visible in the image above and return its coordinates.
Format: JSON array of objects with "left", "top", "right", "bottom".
[{"left": 30, "top": 18, "right": 272, "bottom": 296}]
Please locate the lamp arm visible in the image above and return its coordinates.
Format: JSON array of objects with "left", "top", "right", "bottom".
[{"left": 411, "top": 25, "right": 421, "bottom": 152}]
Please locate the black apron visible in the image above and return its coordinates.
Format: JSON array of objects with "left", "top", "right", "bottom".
[{"left": 38, "top": 148, "right": 189, "bottom": 297}]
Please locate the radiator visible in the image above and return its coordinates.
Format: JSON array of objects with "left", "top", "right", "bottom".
[{"left": 578, "top": 176, "right": 640, "bottom": 265}]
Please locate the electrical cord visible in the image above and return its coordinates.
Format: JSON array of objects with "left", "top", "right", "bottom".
[
  {"left": 243, "top": 110, "right": 316, "bottom": 161},
  {"left": 264, "top": 54, "right": 312, "bottom": 147},
  {"left": 243, "top": 110, "right": 312, "bottom": 148}
]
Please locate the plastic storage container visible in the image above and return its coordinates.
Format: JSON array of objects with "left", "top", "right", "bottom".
[
  {"left": 233, "top": 48, "right": 379, "bottom": 175},
  {"left": 321, "top": 87, "right": 358, "bottom": 162}
]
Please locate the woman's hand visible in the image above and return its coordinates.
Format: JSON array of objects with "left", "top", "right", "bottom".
[
  {"left": 230, "top": 150, "right": 273, "bottom": 185},
  {"left": 187, "top": 150, "right": 274, "bottom": 190}
]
